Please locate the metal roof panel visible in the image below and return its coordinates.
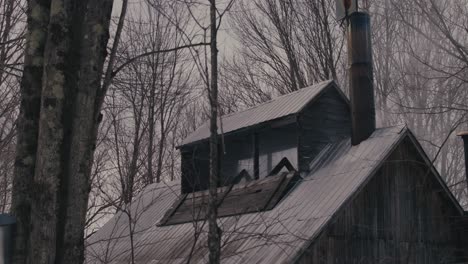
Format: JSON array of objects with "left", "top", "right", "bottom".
[{"left": 180, "top": 80, "right": 337, "bottom": 146}]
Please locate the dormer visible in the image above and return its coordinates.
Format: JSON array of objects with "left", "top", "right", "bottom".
[{"left": 178, "top": 80, "right": 351, "bottom": 193}]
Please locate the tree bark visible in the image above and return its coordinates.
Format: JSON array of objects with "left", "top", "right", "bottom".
[
  {"left": 12, "top": 0, "right": 115, "bottom": 263},
  {"left": 29, "top": 0, "right": 72, "bottom": 261},
  {"left": 11, "top": 1, "right": 50, "bottom": 263},
  {"left": 147, "top": 81, "right": 156, "bottom": 184},
  {"left": 58, "top": 0, "right": 114, "bottom": 263}
]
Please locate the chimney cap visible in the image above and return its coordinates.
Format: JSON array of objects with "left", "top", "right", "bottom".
[{"left": 456, "top": 131, "right": 468, "bottom": 137}]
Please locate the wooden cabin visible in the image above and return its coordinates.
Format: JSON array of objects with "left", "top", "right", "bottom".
[
  {"left": 86, "top": 11, "right": 468, "bottom": 264},
  {"left": 86, "top": 80, "right": 468, "bottom": 264}
]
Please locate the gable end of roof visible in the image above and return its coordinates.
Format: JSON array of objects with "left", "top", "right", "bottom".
[{"left": 290, "top": 126, "right": 465, "bottom": 263}]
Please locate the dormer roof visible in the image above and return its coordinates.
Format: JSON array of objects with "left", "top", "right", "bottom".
[{"left": 180, "top": 80, "right": 348, "bottom": 146}]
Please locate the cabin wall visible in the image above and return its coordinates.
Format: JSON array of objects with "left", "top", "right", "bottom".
[
  {"left": 221, "top": 131, "right": 255, "bottom": 183},
  {"left": 181, "top": 123, "right": 298, "bottom": 191},
  {"left": 258, "top": 123, "right": 298, "bottom": 177},
  {"left": 298, "top": 88, "right": 351, "bottom": 173},
  {"left": 297, "top": 139, "right": 468, "bottom": 263},
  {"left": 180, "top": 144, "right": 210, "bottom": 193},
  {"left": 221, "top": 123, "right": 298, "bottom": 182},
  {"left": 181, "top": 134, "right": 254, "bottom": 193}
]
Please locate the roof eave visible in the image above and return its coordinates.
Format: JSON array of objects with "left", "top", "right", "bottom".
[{"left": 176, "top": 113, "right": 299, "bottom": 149}]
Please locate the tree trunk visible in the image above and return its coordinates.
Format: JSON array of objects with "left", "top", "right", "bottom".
[
  {"left": 11, "top": 1, "right": 50, "bottom": 262},
  {"left": 155, "top": 109, "right": 165, "bottom": 183},
  {"left": 147, "top": 100, "right": 155, "bottom": 184},
  {"left": 57, "top": 1, "right": 114, "bottom": 263},
  {"left": 12, "top": 0, "right": 115, "bottom": 263},
  {"left": 208, "top": 0, "right": 221, "bottom": 263},
  {"left": 29, "top": 0, "right": 73, "bottom": 261}
]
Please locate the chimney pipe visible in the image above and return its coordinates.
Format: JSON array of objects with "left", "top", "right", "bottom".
[
  {"left": 457, "top": 131, "right": 468, "bottom": 189},
  {"left": 348, "top": 12, "right": 376, "bottom": 145}
]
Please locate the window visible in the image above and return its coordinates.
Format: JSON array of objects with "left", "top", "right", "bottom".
[{"left": 158, "top": 170, "right": 299, "bottom": 226}]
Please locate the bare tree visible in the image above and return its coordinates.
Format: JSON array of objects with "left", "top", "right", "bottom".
[
  {"left": 0, "top": 0, "right": 24, "bottom": 212},
  {"left": 207, "top": 1, "right": 222, "bottom": 262},
  {"left": 224, "top": 0, "right": 468, "bottom": 201},
  {"left": 227, "top": 0, "right": 344, "bottom": 96},
  {"left": 374, "top": 0, "right": 468, "bottom": 199},
  {"left": 83, "top": 0, "right": 197, "bottom": 247}
]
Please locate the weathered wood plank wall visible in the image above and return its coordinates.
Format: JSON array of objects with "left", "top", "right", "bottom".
[
  {"left": 182, "top": 122, "right": 299, "bottom": 192},
  {"left": 257, "top": 123, "right": 298, "bottom": 177},
  {"left": 297, "top": 138, "right": 468, "bottom": 263},
  {"left": 298, "top": 88, "right": 351, "bottom": 173}
]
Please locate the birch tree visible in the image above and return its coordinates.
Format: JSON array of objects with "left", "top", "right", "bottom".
[{"left": 11, "top": 0, "right": 126, "bottom": 263}]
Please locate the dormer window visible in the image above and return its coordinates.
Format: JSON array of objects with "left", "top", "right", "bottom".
[
  {"left": 178, "top": 81, "right": 350, "bottom": 195},
  {"left": 159, "top": 160, "right": 299, "bottom": 226}
]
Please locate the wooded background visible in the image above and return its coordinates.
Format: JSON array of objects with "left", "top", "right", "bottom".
[{"left": 0, "top": 0, "right": 467, "bottom": 255}]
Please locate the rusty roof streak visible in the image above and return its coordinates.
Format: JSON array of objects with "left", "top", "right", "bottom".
[
  {"left": 85, "top": 125, "right": 426, "bottom": 264},
  {"left": 180, "top": 80, "right": 347, "bottom": 146}
]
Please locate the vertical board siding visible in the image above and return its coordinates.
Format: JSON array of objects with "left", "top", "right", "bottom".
[
  {"left": 298, "top": 88, "right": 351, "bottom": 173},
  {"left": 221, "top": 132, "right": 255, "bottom": 183},
  {"left": 182, "top": 123, "right": 299, "bottom": 191},
  {"left": 297, "top": 139, "right": 467, "bottom": 264},
  {"left": 181, "top": 145, "right": 210, "bottom": 193},
  {"left": 258, "top": 123, "right": 298, "bottom": 177},
  {"left": 222, "top": 124, "right": 298, "bottom": 182}
]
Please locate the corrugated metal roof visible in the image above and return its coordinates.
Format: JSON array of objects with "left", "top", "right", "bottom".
[
  {"left": 180, "top": 80, "right": 344, "bottom": 146},
  {"left": 86, "top": 125, "right": 420, "bottom": 264}
]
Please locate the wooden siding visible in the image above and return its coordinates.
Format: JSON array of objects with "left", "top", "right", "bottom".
[
  {"left": 180, "top": 144, "right": 210, "bottom": 193},
  {"left": 221, "top": 131, "right": 255, "bottom": 183},
  {"left": 258, "top": 123, "right": 298, "bottom": 177},
  {"left": 298, "top": 87, "right": 351, "bottom": 173},
  {"left": 297, "top": 138, "right": 468, "bottom": 264},
  {"left": 220, "top": 123, "right": 299, "bottom": 182},
  {"left": 182, "top": 122, "right": 299, "bottom": 192}
]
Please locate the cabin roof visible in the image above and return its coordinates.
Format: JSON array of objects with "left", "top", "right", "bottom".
[
  {"left": 180, "top": 80, "right": 348, "bottom": 146},
  {"left": 87, "top": 125, "right": 465, "bottom": 264}
]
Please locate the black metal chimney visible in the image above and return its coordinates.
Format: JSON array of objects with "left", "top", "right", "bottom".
[
  {"left": 348, "top": 12, "right": 376, "bottom": 145},
  {"left": 457, "top": 132, "right": 468, "bottom": 189}
]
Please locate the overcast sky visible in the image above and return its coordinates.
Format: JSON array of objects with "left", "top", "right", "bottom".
[{"left": 111, "top": 0, "right": 238, "bottom": 57}]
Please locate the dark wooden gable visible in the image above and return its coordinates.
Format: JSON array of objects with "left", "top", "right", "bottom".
[
  {"left": 298, "top": 85, "right": 351, "bottom": 173},
  {"left": 296, "top": 135, "right": 468, "bottom": 263}
]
